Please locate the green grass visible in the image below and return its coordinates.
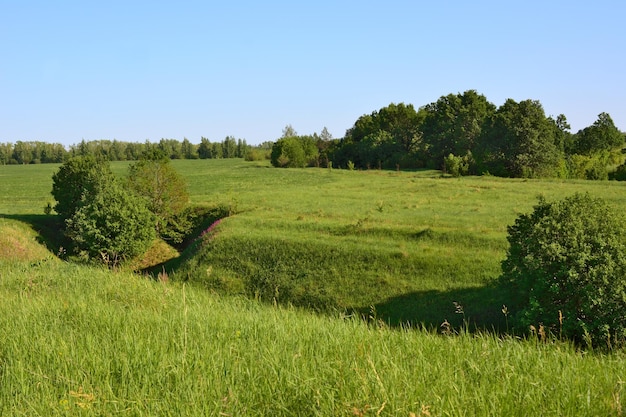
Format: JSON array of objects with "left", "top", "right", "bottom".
[
  {"left": 163, "top": 160, "right": 626, "bottom": 329},
  {"left": 1, "top": 260, "right": 626, "bottom": 416},
  {"left": 2, "top": 159, "right": 626, "bottom": 415}
]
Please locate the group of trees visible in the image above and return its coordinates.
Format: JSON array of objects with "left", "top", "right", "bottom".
[
  {"left": 4, "top": 89, "right": 624, "bottom": 180},
  {"left": 0, "top": 137, "right": 253, "bottom": 165},
  {"left": 51, "top": 151, "right": 190, "bottom": 266},
  {"left": 328, "top": 91, "right": 625, "bottom": 179},
  {"left": 0, "top": 141, "right": 67, "bottom": 164},
  {"left": 269, "top": 125, "right": 334, "bottom": 168}
]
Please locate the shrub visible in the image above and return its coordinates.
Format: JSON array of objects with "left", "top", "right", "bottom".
[
  {"left": 270, "top": 136, "right": 319, "bottom": 168},
  {"left": 65, "top": 179, "right": 155, "bottom": 267},
  {"left": 51, "top": 155, "right": 114, "bottom": 220},
  {"left": 271, "top": 137, "right": 306, "bottom": 168},
  {"left": 500, "top": 193, "right": 626, "bottom": 347},
  {"left": 127, "top": 156, "right": 190, "bottom": 241},
  {"left": 443, "top": 153, "right": 470, "bottom": 177}
]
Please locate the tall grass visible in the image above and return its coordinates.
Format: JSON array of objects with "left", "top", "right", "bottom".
[
  {"left": 3, "top": 160, "right": 626, "bottom": 414},
  {"left": 163, "top": 160, "right": 626, "bottom": 329},
  {"left": 3, "top": 159, "right": 626, "bottom": 328},
  {"left": 1, "top": 260, "right": 625, "bottom": 416}
]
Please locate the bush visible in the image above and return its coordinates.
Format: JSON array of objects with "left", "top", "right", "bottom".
[
  {"left": 51, "top": 155, "right": 114, "bottom": 220},
  {"left": 270, "top": 136, "right": 319, "bottom": 168},
  {"left": 65, "top": 179, "right": 155, "bottom": 266},
  {"left": 127, "top": 156, "right": 190, "bottom": 241},
  {"left": 501, "top": 193, "right": 626, "bottom": 346},
  {"left": 443, "top": 153, "right": 470, "bottom": 177},
  {"left": 271, "top": 137, "right": 306, "bottom": 168}
]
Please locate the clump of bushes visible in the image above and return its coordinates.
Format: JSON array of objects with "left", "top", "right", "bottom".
[
  {"left": 51, "top": 153, "right": 200, "bottom": 268},
  {"left": 52, "top": 155, "right": 156, "bottom": 266},
  {"left": 270, "top": 136, "right": 318, "bottom": 168},
  {"left": 443, "top": 152, "right": 472, "bottom": 177},
  {"left": 501, "top": 193, "right": 626, "bottom": 347}
]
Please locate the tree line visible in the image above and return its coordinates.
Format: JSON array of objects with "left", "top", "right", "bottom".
[
  {"left": 4, "top": 89, "right": 625, "bottom": 179},
  {"left": 271, "top": 90, "right": 626, "bottom": 179},
  {"left": 0, "top": 136, "right": 254, "bottom": 165}
]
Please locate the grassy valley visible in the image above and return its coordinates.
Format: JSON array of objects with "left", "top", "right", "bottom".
[{"left": 1, "top": 159, "right": 626, "bottom": 415}]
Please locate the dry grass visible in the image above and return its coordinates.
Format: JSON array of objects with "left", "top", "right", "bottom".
[{"left": 0, "top": 219, "right": 53, "bottom": 262}]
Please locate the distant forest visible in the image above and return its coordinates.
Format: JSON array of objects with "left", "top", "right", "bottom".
[
  {"left": 2, "top": 90, "right": 625, "bottom": 180},
  {"left": 0, "top": 136, "right": 255, "bottom": 165}
]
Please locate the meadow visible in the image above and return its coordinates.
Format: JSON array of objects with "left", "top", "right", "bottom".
[{"left": 1, "top": 159, "right": 626, "bottom": 415}]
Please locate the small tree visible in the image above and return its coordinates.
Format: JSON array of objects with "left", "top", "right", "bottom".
[
  {"left": 65, "top": 178, "right": 155, "bottom": 267},
  {"left": 271, "top": 137, "right": 305, "bottom": 168},
  {"left": 52, "top": 155, "right": 156, "bottom": 266},
  {"left": 501, "top": 193, "right": 626, "bottom": 346},
  {"left": 128, "top": 153, "right": 190, "bottom": 241},
  {"left": 443, "top": 153, "right": 471, "bottom": 177},
  {"left": 51, "top": 155, "right": 114, "bottom": 220}
]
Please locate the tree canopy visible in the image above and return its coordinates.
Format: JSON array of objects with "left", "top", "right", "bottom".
[
  {"left": 501, "top": 193, "right": 626, "bottom": 346},
  {"left": 329, "top": 91, "right": 624, "bottom": 179},
  {"left": 51, "top": 156, "right": 155, "bottom": 266},
  {"left": 128, "top": 153, "right": 191, "bottom": 242}
]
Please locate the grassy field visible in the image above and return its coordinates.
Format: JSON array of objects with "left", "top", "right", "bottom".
[
  {"left": 2, "top": 159, "right": 626, "bottom": 415},
  {"left": 2, "top": 260, "right": 626, "bottom": 416}
]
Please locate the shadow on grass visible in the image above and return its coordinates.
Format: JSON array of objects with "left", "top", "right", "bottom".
[
  {"left": 2, "top": 212, "right": 513, "bottom": 336},
  {"left": 0, "top": 213, "right": 65, "bottom": 255},
  {"left": 354, "top": 281, "right": 512, "bottom": 334}
]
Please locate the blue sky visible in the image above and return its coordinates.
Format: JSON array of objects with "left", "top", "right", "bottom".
[{"left": 1, "top": 1, "right": 624, "bottom": 146}]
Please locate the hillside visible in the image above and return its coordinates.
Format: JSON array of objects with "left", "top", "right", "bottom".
[
  {"left": 2, "top": 160, "right": 626, "bottom": 415},
  {"left": 1, "top": 259, "right": 626, "bottom": 416},
  {"left": 0, "top": 218, "right": 57, "bottom": 262},
  {"left": 3, "top": 159, "right": 626, "bottom": 329}
]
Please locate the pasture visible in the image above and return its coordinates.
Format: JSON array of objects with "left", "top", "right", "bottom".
[{"left": 1, "top": 159, "right": 626, "bottom": 415}]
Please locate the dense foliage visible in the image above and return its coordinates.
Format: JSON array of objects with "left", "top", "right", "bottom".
[
  {"left": 2, "top": 90, "right": 624, "bottom": 180},
  {"left": 330, "top": 91, "right": 624, "bottom": 178},
  {"left": 128, "top": 153, "right": 191, "bottom": 242},
  {"left": 51, "top": 156, "right": 155, "bottom": 266},
  {"left": 65, "top": 179, "right": 155, "bottom": 265},
  {"left": 0, "top": 137, "right": 252, "bottom": 165},
  {"left": 269, "top": 125, "right": 333, "bottom": 168},
  {"left": 501, "top": 193, "right": 626, "bottom": 346},
  {"left": 270, "top": 136, "right": 318, "bottom": 168},
  {"left": 51, "top": 155, "right": 114, "bottom": 220},
  {"left": 332, "top": 103, "right": 423, "bottom": 169}
]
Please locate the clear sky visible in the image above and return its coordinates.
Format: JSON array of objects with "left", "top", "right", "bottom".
[{"left": 1, "top": 1, "right": 625, "bottom": 146}]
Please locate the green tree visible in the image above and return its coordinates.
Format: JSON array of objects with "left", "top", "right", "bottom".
[
  {"left": 211, "top": 142, "right": 223, "bottom": 158},
  {"left": 443, "top": 152, "right": 472, "bottom": 177},
  {"left": 282, "top": 124, "right": 297, "bottom": 138},
  {"left": 319, "top": 127, "right": 332, "bottom": 142},
  {"left": 158, "top": 139, "right": 182, "bottom": 159},
  {"left": 197, "top": 137, "right": 212, "bottom": 159},
  {"left": 51, "top": 155, "right": 115, "bottom": 220},
  {"left": 236, "top": 138, "right": 249, "bottom": 158},
  {"left": 12, "top": 141, "right": 33, "bottom": 164},
  {"left": 110, "top": 140, "right": 126, "bottom": 161},
  {"left": 222, "top": 136, "right": 237, "bottom": 158},
  {"left": 0, "top": 143, "right": 11, "bottom": 165},
  {"left": 570, "top": 112, "right": 624, "bottom": 155},
  {"left": 181, "top": 138, "right": 198, "bottom": 159},
  {"left": 501, "top": 193, "right": 626, "bottom": 346},
  {"left": 339, "top": 103, "right": 424, "bottom": 169},
  {"left": 65, "top": 179, "right": 155, "bottom": 266},
  {"left": 421, "top": 90, "right": 496, "bottom": 170},
  {"left": 127, "top": 154, "right": 190, "bottom": 240},
  {"left": 271, "top": 136, "right": 307, "bottom": 168},
  {"left": 480, "top": 99, "right": 563, "bottom": 178}
]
